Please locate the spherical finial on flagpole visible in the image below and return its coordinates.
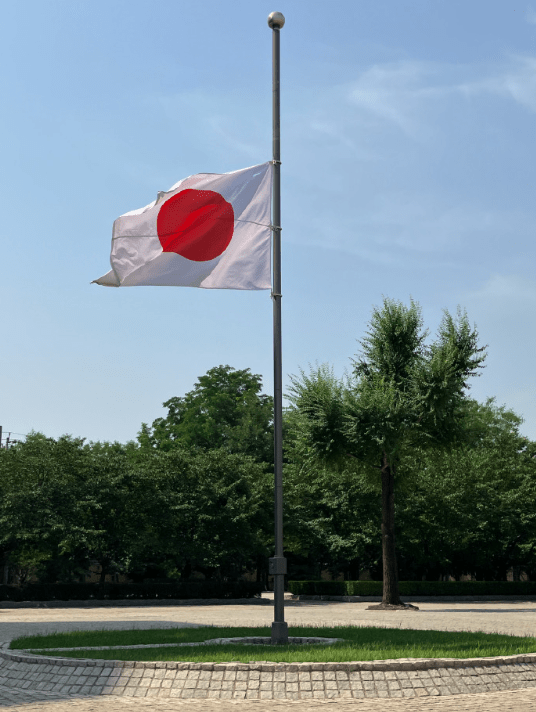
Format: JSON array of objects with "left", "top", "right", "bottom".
[{"left": 268, "top": 11, "right": 285, "bottom": 29}]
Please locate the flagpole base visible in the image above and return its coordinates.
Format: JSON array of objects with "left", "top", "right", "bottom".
[{"left": 271, "top": 621, "right": 289, "bottom": 645}]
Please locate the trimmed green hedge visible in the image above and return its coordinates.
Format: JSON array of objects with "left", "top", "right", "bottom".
[
  {"left": 288, "top": 580, "right": 536, "bottom": 596},
  {"left": 288, "top": 580, "right": 382, "bottom": 596},
  {"left": 0, "top": 581, "right": 263, "bottom": 602}
]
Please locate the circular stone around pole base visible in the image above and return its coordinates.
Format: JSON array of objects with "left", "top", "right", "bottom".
[
  {"left": 366, "top": 603, "right": 420, "bottom": 610},
  {"left": 204, "top": 635, "right": 343, "bottom": 646}
]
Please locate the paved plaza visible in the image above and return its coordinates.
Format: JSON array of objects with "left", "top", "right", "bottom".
[{"left": 2, "top": 597, "right": 536, "bottom": 710}]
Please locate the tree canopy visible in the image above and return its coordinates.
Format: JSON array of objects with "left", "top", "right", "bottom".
[
  {"left": 0, "top": 432, "right": 272, "bottom": 585},
  {"left": 2, "top": 348, "right": 536, "bottom": 591},
  {"left": 138, "top": 365, "right": 274, "bottom": 463},
  {"left": 287, "top": 297, "right": 487, "bottom": 605}
]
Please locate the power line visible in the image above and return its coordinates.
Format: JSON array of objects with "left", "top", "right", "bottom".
[{"left": 0, "top": 427, "right": 27, "bottom": 449}]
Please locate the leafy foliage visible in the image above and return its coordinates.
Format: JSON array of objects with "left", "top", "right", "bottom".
[
  {"left": 139, "top": 365, "right": 274, "bottom": 463},
  {"left": 288, "top": 299, "right": 487, "bottom": 468},
  {"left": 0, "top": 433, "right": 272, "bottom": 584},
  {"left": 1, "top": 352, "right": 535, "bottom": 591},
  {"left": 286, "top": 298, "right": 488, "bottom": 602},
  {"left": 396, "top": 399, "right": 536, "bottom": 580}
]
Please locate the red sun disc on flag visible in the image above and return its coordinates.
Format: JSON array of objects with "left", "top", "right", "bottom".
[{"left": 157, "top": 189, "right": 235, "bottom": 262}]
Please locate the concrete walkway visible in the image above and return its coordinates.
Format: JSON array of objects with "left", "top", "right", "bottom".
[{"left": 1, "top": 597, "right": 536, "bottom": 710}]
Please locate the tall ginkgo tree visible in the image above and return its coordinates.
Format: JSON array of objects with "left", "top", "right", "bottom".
[{"left": 288, "top": 297, "right": 487, "bottom": 608}]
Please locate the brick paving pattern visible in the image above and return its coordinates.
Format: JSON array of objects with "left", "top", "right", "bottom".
[
  {"left": 2, "top": 646, "right": 536, "bottom": 701},
  {"left": 4, "top": 687, "right": 536, "bottom": 711},
  {"left": 1, "top": 598, "right": 536, "bottom": 709}
]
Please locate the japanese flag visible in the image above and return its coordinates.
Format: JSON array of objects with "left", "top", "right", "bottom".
[{"left": 93, "top": 162, "right": 272, "bottom": 290}]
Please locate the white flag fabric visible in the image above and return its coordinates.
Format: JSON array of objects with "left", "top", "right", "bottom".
[{"left": 93, "top": 162, "right": 272, "bottom": 290}]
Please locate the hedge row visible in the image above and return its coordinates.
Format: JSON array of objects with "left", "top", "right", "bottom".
[
  {"left": 0, "top": 580, "right": 263, "bottom": 602},
  {"left": 288, "top": 580, "right": 536, "bottom": 596}
]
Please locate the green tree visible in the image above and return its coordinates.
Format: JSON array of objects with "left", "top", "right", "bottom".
[
  {"left": 63, "top": 441, "right": 147, "bottom": 584},
  {"left": 0, "top": 433, "right": 91, "bottom": 583},
  {"left": 288, "top": 297, "right": 486, "bottom": 607},
  {"left": 132, "top": 448, "right": 272, "bottom": 580},
  {"left": 0, "top": 432, "right": 274, "bottom": 586},
  {"left": 139, "top": 365, "right": 274, "bottom": 463},
  {"left": 283, "top": 458, "right": 381, "bottom": 581},
  {"left": 0, "top": 435, "right": 153, "bottom": 585},
  {"left": 282, "top": 407, "right": 381, "bottom": 580},
  {"left": 395, "top": 399, "right": 536, "bottom": 581}
]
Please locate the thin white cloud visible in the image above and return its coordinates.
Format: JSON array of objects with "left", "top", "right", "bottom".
[
  {"left": 299, "top": 198, "right": 533, "bottom": 268},
  {"left": 342, "top": 55, "right": 536, "bottom": 139},
  {"left": 205, "top": 115, "right": 261, "bottom": 160},
  {"left": 148, "top": 53, "right": 536, "bottom": 170},
  {"left": 464, "top": 273, "right": 536, "bottom": 304},
  {"left": 346, "top": 61, "right": 437, "bottom": 138},
  {"left": 143, "top": 57, "right": 536, "bottom": 267},
  {"left": 526, "top": 5, "right": 536, "bottom": 24},
  {"left": 308, "top": 120, "right": 376, "bottom": 160},
  {"left": 464, "top": 56, "right": 536, "bottom": 113},
  {"left": 153, "top": 89, "right": 267, "bottom": 163}
]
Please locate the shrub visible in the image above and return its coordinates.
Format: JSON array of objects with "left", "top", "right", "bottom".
[
  {"left": 287, "top": 580, "right": 536, "bottom": 596},
  {"left": 0, "top": 580, "right": 263, "bottom": 602}
]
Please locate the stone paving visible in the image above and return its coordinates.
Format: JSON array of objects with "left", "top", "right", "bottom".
[
  {"left": 2, "top": 645, "right": 536, "bottom": 701},
  {"left": 2, "top": 597, "right": 536, "bottom": 710}
]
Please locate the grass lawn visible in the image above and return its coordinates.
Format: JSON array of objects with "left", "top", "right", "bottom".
[{"left": 10, "top": 626, "right": 536, "bottom": 663}]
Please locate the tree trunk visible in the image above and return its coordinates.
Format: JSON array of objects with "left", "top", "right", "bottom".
[
  {"left": 381, "top": 453, "right": 402, "bottom": 605},
  {"left": 348, "top": 558, "right": 360, "bottom": 581},
  {"left": 182, "top": 561, "right": 192, "bottom": 581}
]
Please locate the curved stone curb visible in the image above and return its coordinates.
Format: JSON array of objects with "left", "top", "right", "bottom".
[{"left": 2, "top": 643, "right": 536, "bottom": 699}]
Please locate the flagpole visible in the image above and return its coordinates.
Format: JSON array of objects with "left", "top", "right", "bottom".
[{"left": 268, "top": 10, "right": 288, "bottom": 646}]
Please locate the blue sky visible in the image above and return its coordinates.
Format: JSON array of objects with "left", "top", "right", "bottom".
[{"left": 1, "top": 0, "right": 535, "bottom": 444}]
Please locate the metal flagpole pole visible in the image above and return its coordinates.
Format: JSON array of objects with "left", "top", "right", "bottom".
[{"left": 267, "top": 10, "right": 288, "bottom": 646}]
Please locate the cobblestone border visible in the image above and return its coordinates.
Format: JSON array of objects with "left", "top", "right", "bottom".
[
  {"left": 2, "top": 642, "right": 536, "bottom": 699},
  {"left": 4, "top": 643, "right": 536, "bottom": 671}
]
